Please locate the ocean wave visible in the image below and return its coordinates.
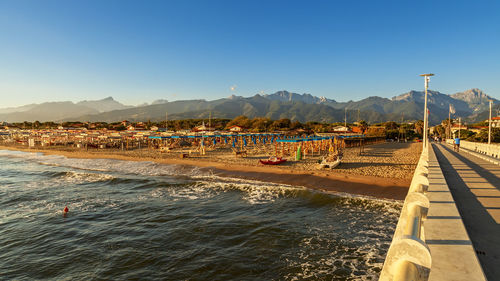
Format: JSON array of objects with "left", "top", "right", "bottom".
[
  {"left": 0, "top": 149, "right": 402, "bottom": 211},
  {"left": 20, "top": 171, "right": 115, "bottom": 190},
  {"left": 282, "top": 223, "right": 393, "bottom": 281},
  {"left": 0, "top": 150, "right": 208, "bottom": 179},
  {"left": 193, "top": 174, "right": 403, "bottom": 212},
  {"left": 0, "top": 149, "right": 400, "bottom": 280},
  {"left": 58, "top": 171, "right": 115, "bottom": 184}
]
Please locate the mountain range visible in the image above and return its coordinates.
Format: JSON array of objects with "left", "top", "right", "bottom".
[{"left": 0, "top": 89, "right": 498, "bottom": 125}]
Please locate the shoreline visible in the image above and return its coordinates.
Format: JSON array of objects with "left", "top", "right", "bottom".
[{"left": 0, "top": 145, "right": 410, "bottom": 200}]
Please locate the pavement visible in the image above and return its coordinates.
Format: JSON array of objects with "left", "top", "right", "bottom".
[{"left": 433, "top": 143, "right": 500, "bottom": 281}]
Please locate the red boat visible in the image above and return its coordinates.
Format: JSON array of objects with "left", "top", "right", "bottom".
[{"left": 259, "top": 157, "right": 287, "bottom": 165}]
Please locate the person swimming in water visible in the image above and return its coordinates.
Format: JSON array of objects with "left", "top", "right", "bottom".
[{"left": 63, "top": 206, "right": 69, "bottom": 216}]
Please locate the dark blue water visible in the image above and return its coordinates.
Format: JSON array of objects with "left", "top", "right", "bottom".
[{"left": 0, "top": 150, "right": 401, "bottom": 280}]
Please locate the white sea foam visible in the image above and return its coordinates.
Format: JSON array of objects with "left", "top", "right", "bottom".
[
  {"left": 0, "top": 150, "right": 190, "bottom": 176},
  {"left": 22, "top": 171, "right": 115, "bottom": 189},
  {"left": 140, "top": 182, "right": 217, "bottom": 201},
  {"left": 197, "top": 176, "right": 307, "bottom": 204},
  {"left": 283, "top": 226, "right": 393, "bottom": 281},
  {"left": 60, "top": 171, "right": 115, "bottom": 184},
  {"left": 0, "top": 149, "right": 404, "bottom": 210}
]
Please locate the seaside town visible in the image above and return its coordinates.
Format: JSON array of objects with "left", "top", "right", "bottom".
[
  {"left": 1, "top": 116, "right": 499, "bottom": 182},
  {"left": 3, "top": 115, "right": 498, "bottom": 145}
]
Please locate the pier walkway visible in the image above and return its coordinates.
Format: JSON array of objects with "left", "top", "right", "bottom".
[{"left": 433, "top": 143, "right": 500, "bottom": 280}]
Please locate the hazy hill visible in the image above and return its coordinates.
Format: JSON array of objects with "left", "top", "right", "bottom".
[
  {"left": 71, "top": 94, "right": 384, "bottom": 123},
  {"left": 76, "top": 96, "right": 132, "bottom": 113},
  {"left": 0, "top": 97, "right": 131, "bottom": 122},
  {"left": 0, "top": 102, "right": 99, "bottom": 122},
  {"left": 72, "top": 99, "right": 213, "bottom": 122},
  {"left": 73, "top": 88, "right": 495, "bottom": 124},
  {"left": 0, "top": 104, "right": 38, "bottom": 114},
  {"left": 1, "top": 89, "right": 497, "bottom": 124}
]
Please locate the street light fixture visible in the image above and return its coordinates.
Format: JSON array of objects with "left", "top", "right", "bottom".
[
  {"left": 420, "top": 73, "right": 434, "bottom": 149},
  {"left": 489, "top": 100, "right": 492, "bottom": 145}
]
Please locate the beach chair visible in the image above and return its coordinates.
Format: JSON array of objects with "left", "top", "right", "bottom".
[{"left": 232, "top": 148, "right": 247, "bottom": 158}]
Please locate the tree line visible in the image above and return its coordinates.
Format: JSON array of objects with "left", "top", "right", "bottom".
[
  {"left": 8, "top": 116, "right": 426, "bottom": 139},
  {"left": 432, "top": 118, "right": 500, "bottom": 142}
]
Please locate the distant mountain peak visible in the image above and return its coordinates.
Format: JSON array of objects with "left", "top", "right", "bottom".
[
  {"left": 263, "top": 91, "right": 335, "bottom": 104},
  {"left": 228, "top": 94, "right": 243, "bottom": 100},
  {"left": 451, "top": 88, "right": 497, "bottom": 113},
  {"left": 391, "top": 89, "right": 442, "bottom": 101},
  {"left": 151, "top": 99, "right": 169, "bottom": 105},
  {"left": 76, "top": 96, "right": 131, "bottom": 113},
  {"left": 79, "top": 96, "right": 115, "bottom": 103},
  {"left": 451, "top": 88, "right": 495, "bottom": 102}
]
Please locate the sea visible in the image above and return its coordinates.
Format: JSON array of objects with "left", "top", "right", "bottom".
[{"left": 0, "top": 149, "right": 401, "bottom": 280}]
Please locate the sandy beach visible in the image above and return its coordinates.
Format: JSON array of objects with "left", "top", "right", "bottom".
[{"left": 0, "top": 142, "right": 421, "bottom": 200}]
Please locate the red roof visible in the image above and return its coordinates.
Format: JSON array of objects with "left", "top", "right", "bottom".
[{"left": 351, "top": 126, "right": 363, "bottom": 133}]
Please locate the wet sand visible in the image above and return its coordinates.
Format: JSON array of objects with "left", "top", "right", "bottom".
[{"left": 0, "top": 142, "right": 421, "bottom": 200}]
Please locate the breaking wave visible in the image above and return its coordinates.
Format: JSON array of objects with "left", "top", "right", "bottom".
[{"left": 0, "top": 149, "right": 401, "bottom": 280}]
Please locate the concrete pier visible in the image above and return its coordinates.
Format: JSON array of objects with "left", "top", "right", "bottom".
[
  {"left": 433, "top": 143, "right": 500, "bottom": 280},
  {"left": 424, "top": 144, "right": 485, "bottom": 281},
  {"left": 380, "top": 143, "right": 487, "bottom": 281}
]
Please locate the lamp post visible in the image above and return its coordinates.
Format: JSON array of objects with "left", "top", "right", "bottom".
[
  {"left": 448, "top": 105, "right": 451, "bottom": 140},
  {"left": 489, "top": 100, "right": 492, "bottom": 145},
  {"left": 458, "top": 117, "right": 461, "bottom": 139},
  {"left": 420, "top": 73, "right": 434, "bottom": 148},
  {"left": 344, "top": 108, "right": 347, "bottom": 129}
]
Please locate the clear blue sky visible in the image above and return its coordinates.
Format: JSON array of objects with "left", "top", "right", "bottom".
[{"left": 1, "top": 0, "right": 499, "bottom": 107}]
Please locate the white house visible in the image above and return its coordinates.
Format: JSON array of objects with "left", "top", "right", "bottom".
[
  {"left": 332, "top": 126, "right": 350, "bottom": 133},
  {"left": 228, "top": 125, "right": 243, "bottom": 132},
  {"left": 487, "top": 116, "right": 500, "bottom": 128}
]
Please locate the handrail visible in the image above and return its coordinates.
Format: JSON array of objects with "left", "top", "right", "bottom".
[{"left": 379, "top": 144, "right": 431, "bottom": 281}]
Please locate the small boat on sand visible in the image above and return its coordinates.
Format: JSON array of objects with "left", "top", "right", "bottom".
[
  {"left": 260, "top": 157, "right": 287, "bottom": 165},
  {"left": 318, "top": 157, "right": 341, "bottom": 169},
  {"left": 318, "top": 152, "right": 342, "bottom": 169}
]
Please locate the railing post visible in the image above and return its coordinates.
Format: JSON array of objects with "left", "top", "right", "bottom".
[{"left": 394, "top": 260, "right": 420, "bottom": 281}]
